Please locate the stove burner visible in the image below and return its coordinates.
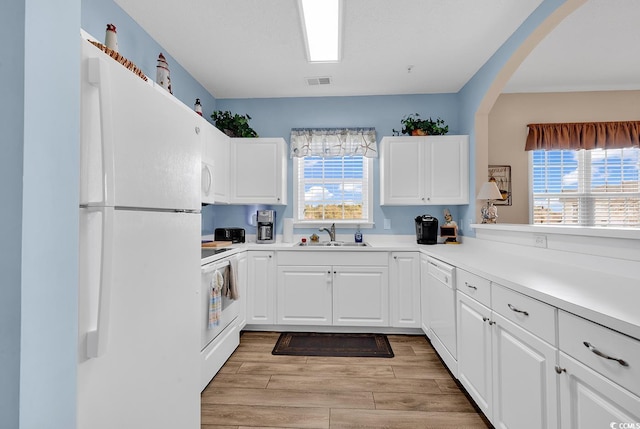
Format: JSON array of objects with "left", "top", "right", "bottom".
[{"left": 201, "top": 247, "right": 231, "bottom": 260}]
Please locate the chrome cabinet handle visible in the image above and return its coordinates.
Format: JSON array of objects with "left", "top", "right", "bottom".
[
  {"left": 507, "top": 303, "right": 529, "bottom": 316},
  {"left": 482, "top": 317, "right": 489, "bottom": 322},
  {"left": 555, "top": 366, "right": 566, "bottom": 374},
  {"left": 583, "top": 342, "right": 629, "bottom": 366},
  {"left": 465, "top": 282, "right": 477, "bottom": 290}
]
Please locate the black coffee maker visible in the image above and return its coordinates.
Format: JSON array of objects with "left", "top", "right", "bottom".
[{"left": 415, "top": 214, "right": 438, "bottom": 245}]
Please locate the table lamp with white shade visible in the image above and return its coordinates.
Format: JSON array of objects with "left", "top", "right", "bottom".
[{"left": 477, "top": 181, "right": 503, "bottom": 224}]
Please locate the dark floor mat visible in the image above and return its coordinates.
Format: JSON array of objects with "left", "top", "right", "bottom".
[{"left": 272, "top": 332, "right": 394, "bottom": 358}]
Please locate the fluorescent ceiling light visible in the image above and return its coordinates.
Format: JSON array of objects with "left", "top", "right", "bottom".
[{"left": 299, "top": 0, "right": 341, "bottom": 62}]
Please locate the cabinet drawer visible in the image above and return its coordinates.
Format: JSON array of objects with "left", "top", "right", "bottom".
[
  {"left": 456, "top": 269, "right": 490, "bottom": 307},
  {"left": 559, "top": 310, "right": 640, "bottom": 397},
  {"left": 492, "top": 283, "right": 556, "bottom": 345}
]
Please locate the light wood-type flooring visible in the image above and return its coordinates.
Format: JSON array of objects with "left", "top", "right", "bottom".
[{"left": 201, "top": 331, "right": 491, "bottom": 429}]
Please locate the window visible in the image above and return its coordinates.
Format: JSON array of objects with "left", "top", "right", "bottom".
[
  {"left": 293, "top": 155, "right": 373, "bottom": 226},
  {"left": 531, "top": 148, "right": 640, "bottom": 227}
]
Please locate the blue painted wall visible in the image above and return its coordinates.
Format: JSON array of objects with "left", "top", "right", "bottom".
[
  {"left": 81, "top": 0, "right": 218, "bottom": 120},
  {"left": 1, "top": 0, "right": 80, "bottom": 428},
  {"left": 207, "top": 94, "right": 463, "bottom": 238},
  {"left": 457, "top": 0, "right": 570, "bottom": 230}
]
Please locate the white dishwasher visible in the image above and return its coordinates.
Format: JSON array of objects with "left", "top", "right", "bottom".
[{"left": 427, "top": 257, "right": 457, "bottom": 375}]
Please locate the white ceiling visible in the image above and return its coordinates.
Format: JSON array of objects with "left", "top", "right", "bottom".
[{"left": 115, "top": 0, "right": 640, "bottom": 99}]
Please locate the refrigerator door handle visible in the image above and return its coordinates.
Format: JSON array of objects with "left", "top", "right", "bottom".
[
  {"left": 87, "top": 56, "right": 116, "bottom": 207},
  {"left": 86, "top": 206, "right": 114, "bottom": 358}
]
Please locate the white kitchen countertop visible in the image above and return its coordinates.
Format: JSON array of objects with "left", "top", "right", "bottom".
[
  {"left": 202, "top": 233, "right": 640, "bottom": 341},
  {"left": 418, "top": 238, "right": 640, "bottom": 342}
]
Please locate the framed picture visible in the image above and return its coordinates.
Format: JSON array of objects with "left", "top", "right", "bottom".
[{"left": 488, "top": 165, "right": 512, "bottom": 206}]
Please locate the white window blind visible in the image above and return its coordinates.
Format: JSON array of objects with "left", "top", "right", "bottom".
[
  {"left": 531, "top": 148, "right": 640, "bottom": 227},
  {"left": 293, "top": 155, "right": 373, "bottom": 225}
]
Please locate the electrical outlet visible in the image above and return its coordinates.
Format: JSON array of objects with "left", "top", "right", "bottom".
[
  {"left": 534, "top": 235, "right": 547, "bottom": 248},
  {"left": 384, "top": 219, "right": 391, "bottom": 230}
]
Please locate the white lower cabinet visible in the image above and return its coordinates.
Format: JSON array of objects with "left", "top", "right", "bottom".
[
  {"left": 457, "top": 292, "right": 493, "bottom": 419},
  {"left": 389, "top": 252, "right": 421, "bottom": 328},
  {"left": 491, "top": 312, "right": 558, "bottom": 429},
  {"left": 275, "top": 264, "right": 389, "bottom": 327},
  {"left": 276, "top": 266, "right": 332, "bottom": 325},
  {"left": 246, "top": 251, "right": 276, "bottom": 324},
  {"left": 456, "top": 285, "right": 559, "bottom": 429},
  {"left": 557, "top": 310, "right": 640, "bottom": 428},
  {"left": 236, "top": 252, "right": 248, "bottom": 329},
  {"left": 558, "top": 351, "right": 640, "bottom": 429},
  {"left": 419, "top": 254, "right": 431, "bottom": 335},
  {"left": 332, "top": 266, "right": 389, "bottom": 327}
]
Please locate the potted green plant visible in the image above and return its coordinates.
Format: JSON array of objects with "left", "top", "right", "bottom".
[
  {"left": 393, "top": 113, "right": 449, "bottom": 136},
  {"left": 210, "top": 110, "right": 258, "bottom": 137}
]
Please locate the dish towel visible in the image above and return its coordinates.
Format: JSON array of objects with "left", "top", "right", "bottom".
[
  {"left": 208, "top": 269, "right": 223, "bottom": 329},
  {"left": 224, "top": 258, "right": 239, "bottom": 300}
]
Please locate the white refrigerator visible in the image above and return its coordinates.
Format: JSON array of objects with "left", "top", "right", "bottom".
[{"left": 78, "top": 36, "right": 201, "bottom": 429}]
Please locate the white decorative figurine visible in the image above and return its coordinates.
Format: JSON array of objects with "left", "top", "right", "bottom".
[
  {"left": 156, "top": 53, "right": 172, "bottom": 94},
  {"left": 443, "top": 208, "right": 457, "bottom": 228},
  {"left": 105, "top": 23, "right": 118, "bottom": 51}
]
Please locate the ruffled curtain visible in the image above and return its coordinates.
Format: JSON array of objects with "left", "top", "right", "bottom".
[
  {"left": 290, "top": 128, "right": 378, "bottom": 158},
  {"left": 525, "top": 121, "right": 640, "bottom": 151}
]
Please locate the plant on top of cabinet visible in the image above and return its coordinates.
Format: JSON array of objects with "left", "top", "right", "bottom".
[
  {"left": 393, "top": 113, "right": 449, "bottom": 136},
  {"left": 210, "top": 110, "right": 258, "bottom": 137}
]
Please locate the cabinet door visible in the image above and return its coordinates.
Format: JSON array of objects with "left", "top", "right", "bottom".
[
  {"left": 277, "top": 266, "right": 332, "bottom": 325},
  {"left": 333, "top": 266, "right": 389, "bottom": 326},
  {"left": 419, "top": 255, "right": 430, "bottom": 336},
  {"left": 246, "top": 251, "right": 275, "bottom": 324},
  {"left": 210, "top": 129, "right": 230, "bottom": 203},
  {"left": 456, "top": 292, "right": 493, "bottom": 421},
  {"left": 390, "top": 252, "right": 421, "bottom": 328},
  {"left": 559, "top": 352, "right": 640, "bottom": 429},
  {"left": 235, "top": 252, "right": 248, "bottom": 329},
  {"left": 424, "top": 135, "right": 469, "bottom": 204},
  {"left": 380, "top": 137, "right": 424, "bottom": 205},
  {"left": 492, "top": 312, "right": 558, "bottom": 429},
  {"left": 200, "top": 119, "right": 216, "bottom": 204},
  {"left": 230, "top": 138, "right": 286, "bottom": 204}
]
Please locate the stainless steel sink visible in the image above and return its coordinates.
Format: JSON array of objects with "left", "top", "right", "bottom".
[{"left": 297, "top": 241, "right": 369, "bottom": 247}]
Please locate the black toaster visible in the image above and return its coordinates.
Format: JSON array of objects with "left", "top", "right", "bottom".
[{"left": 214, "top": 228, "right": 246, "bottom": 243}]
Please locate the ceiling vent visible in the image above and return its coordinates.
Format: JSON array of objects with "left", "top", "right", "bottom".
[{"left": 306, "top": 76, "right": 332, "bottom": 86}]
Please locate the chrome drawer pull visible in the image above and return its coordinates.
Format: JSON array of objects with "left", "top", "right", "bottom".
[
  {"left": 507, "top": 303, "right": 529, "bottom": 316},
  {"left": 465, "top": 282, "right": 477, "bottom": 290},
  {"left": 583, "top": 342, "right": 629, "bottom": 367},
  {"left": 482, "top": 317, "right": 489, "bottom": 322}
]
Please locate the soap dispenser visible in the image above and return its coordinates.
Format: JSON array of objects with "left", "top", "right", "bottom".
[{"left": 355, "top": 225, "right": 363, "bottom": 243}]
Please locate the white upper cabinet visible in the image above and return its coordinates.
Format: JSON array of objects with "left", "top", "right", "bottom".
[
  {"left": 209, "top": 126, "right": 231, "bottom": 204},
  {"left": 199, "top": 117, "right": 223, "bottom": 204},
  {"left": 380, "top": 135, "right": 469, "bottom": 205},
  {"left": 230, "top": 138, "right": 287, "bottom": 205}
]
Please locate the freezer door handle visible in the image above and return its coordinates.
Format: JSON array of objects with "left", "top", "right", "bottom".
[
  {"left": 86, "top": 206, "right": 115, "bottom": 358},
  {"left": 87, "top": 56, "right": 116, "bottom": 207}
]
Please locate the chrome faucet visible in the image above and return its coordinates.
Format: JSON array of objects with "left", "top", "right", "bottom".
[{"left": 319, "top": 223, "right": 336, "bottom": 242}]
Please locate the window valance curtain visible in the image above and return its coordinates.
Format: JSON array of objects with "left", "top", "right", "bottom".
[
  {"left": 290, "top": 128, "right": 378, "bottom": 158},
  {"left": 525, "top": 121, "right": 640, "bottom": 151}
]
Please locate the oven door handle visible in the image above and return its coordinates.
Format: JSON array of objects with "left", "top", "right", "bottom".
[{"left": 202, "top": 260, "right": 230, "bottom": 274}]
